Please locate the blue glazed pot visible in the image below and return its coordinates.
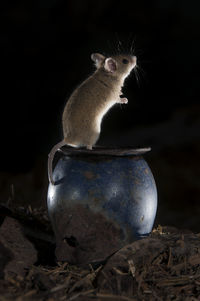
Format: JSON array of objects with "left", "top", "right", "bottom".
[{"left": 47, "top": 147, "right": 157, "bottom": 264}]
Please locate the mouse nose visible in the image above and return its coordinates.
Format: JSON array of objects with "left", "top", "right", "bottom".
[{"left": 131, "top": 55, "right": 137, "bottom": 65}]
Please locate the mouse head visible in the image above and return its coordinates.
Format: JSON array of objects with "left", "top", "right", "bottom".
[{"left": 91, "top": 53, "right": 137, "bottom": 79}]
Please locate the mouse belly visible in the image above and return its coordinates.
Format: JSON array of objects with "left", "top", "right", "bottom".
[
  {"left": 64, "top": 132, "right": 100, "bottom": 149},
  {"left": 62, "top": 99, "right": 116, "bottom": 148},
  {"left": 95, "top": 99, "right": 116, "bottom": 131},
  {"left": 63, "top": 122, "right": 100, "bottom": 149}
]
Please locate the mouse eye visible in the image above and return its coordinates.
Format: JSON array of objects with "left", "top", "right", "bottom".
[{"left": 122, "top": 59, "right": 129, "bottom": 64}]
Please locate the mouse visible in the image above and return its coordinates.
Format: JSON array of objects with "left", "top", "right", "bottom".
[{"left": 48, "top": 52, "right": 137, "bottom": 184}]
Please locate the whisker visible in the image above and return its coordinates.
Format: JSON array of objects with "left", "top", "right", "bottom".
[
  {"left": 138, "top": 59, "right": 152, "bottom": 64},
  {"left": 118, "top": 41, "right": 122, "bottom": 53},
  {"left": 136, "top": 64, "right": 149, "bottom": 84},
  {"left": 106, "top": 39, "right": 114, "bottom": 55},
  {"left": 130, "top": 38, "right": 136, "bottom": 55},
  {"left": 134, "top": 47, "right": 147, "bottom": 59},
  {"left": 114, "top": 32, "right": 125, "bottom": 54},
  {"left": 134, "top": 68, "right": 140, "bottom": 87},
  {"left": 137, "top": 65, "right": 147, "bottom": 76}
]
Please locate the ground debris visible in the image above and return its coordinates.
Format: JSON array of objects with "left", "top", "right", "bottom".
[
  {"left": 0, "top": 204, "right": 200, "bottom": 300},
  {"left": 97, "top": 226, "right": 200, "bottom": 301}
]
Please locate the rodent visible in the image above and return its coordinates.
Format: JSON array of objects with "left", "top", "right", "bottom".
[{"left": 48, "top": 52, "right": 137, "bottom": 184}]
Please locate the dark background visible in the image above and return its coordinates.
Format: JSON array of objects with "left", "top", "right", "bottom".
[{"left": 1, "top": 0, "right": 200, "bottom": 231}]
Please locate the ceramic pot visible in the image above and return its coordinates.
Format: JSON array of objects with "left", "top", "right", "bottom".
[{"left": 47, "top": 147, "right": 157, "bottom": 264}]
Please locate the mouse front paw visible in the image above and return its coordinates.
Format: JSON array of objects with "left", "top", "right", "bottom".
[{"left": 120, "top": 97, "right": 128, "bottom": 104}]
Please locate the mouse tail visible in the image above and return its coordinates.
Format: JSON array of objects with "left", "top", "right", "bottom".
[{"left": 48, "top": 140, "right": 66, "bottom": 185}]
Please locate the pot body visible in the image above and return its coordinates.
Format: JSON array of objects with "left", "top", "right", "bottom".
[{"left": 47, "top": 151, "right": 157, "bottom": 264}]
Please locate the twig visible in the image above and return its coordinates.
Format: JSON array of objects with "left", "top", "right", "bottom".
[
  {"left": 68, "top": 266, "right": 102, "bottom": 294},
  {"left": 95, "top": 293, "right": 137, "bottom": 301},
  {"left": 112, "top": 267, "right": 129, "bottom": 275},
  {"left": 157, "top": 275, "right": 200, "bottom": 287},
  {"left": 16, "top": 290, "right": 37, "bottom": 301},
  {"left": 7, "top": 184, "right": 15, "bottom": 206},
  {"left": 128, "top": 259, "right": 136, "bottom": 277},
  {"left": 68, "top": 289, "right": 96, "bottom": 300},
  {"left": 167, "top": 247, "right": 172, "bottom": 267}
]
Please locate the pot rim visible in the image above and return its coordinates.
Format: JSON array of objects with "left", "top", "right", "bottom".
[{"left": 59, "top": 146, "right": 151, "bottom": 157}]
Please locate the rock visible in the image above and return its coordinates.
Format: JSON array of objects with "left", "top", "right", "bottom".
[
  {"left": 0, "top": 217, "right": 37, "bottom": 278},
  {"left": 0, "top": 242, "right": 12, "bottom": 278}
]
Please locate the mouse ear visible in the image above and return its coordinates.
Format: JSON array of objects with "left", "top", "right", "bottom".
[
  {"left": 91, "top": 53, "right": 105, "bottom": 68},
  {"left": 104, "top": 58, "right": 117, "bottom": 73}
]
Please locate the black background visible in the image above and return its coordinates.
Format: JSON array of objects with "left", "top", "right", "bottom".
[{"left": 1, "top": 0, "right": 200, "bottom": 230}]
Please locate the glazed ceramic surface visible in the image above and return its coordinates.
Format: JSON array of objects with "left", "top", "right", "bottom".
[{"left": 47, "top": 147, "right": 157, "bottom": 264}]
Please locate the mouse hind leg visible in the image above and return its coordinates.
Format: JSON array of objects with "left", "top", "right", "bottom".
[
  {"left": 85, "top": 130, "right": 100, "bottom": 150},
  {"left": 48, "top": 140, "right": 66, "bottom": 185}
]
